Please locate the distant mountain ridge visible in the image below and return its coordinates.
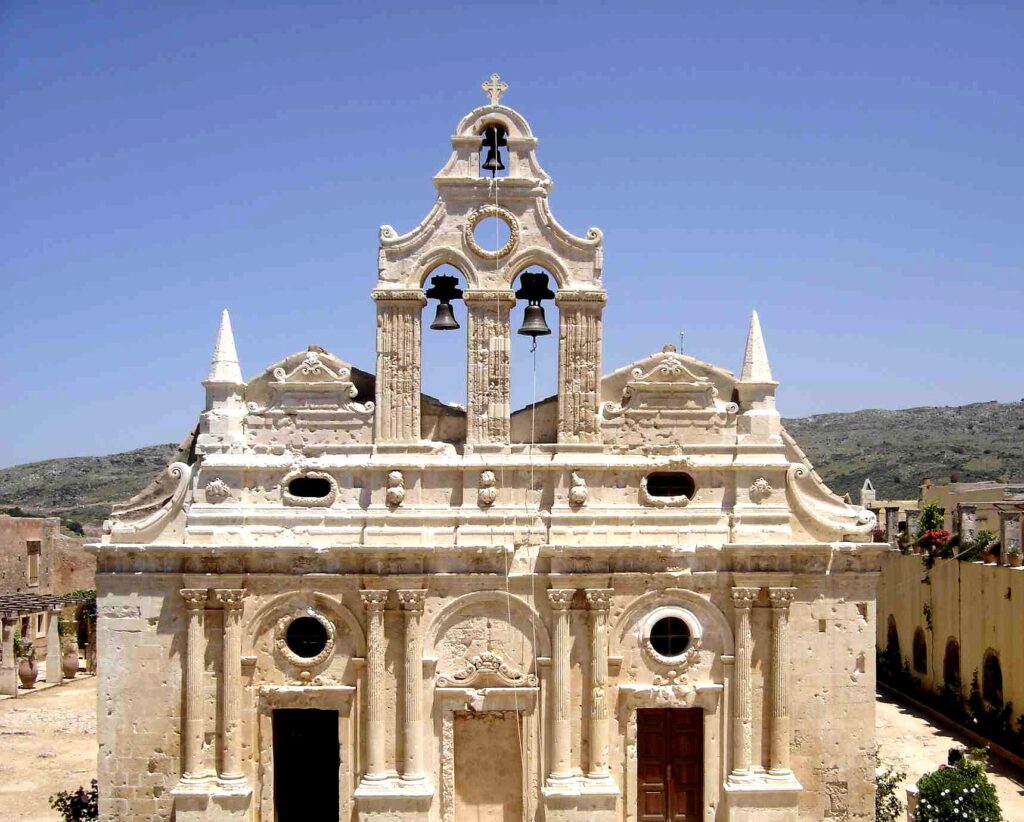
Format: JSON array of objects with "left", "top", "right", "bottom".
[{"left": 1, "top": 401, "right": 1020, "bottom": 532}]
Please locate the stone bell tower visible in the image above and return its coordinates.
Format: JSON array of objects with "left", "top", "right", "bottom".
[{"left": 373, "top": 74, "right": 607, "bottom": 447}]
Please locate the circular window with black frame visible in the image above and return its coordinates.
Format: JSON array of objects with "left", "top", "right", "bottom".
[
  {"left": 274, "top": 609, "right": 336, "bottom": 669},
  {"left": 649, "top": 616, "right": 691, "bottom": 658},
  {"left": 641, "top": 606, "right": 702, "bottom": 669}
]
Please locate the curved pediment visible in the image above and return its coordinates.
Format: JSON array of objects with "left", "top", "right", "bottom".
[{"left": 244, "top": 349, "right": 375, "bottom": 413}]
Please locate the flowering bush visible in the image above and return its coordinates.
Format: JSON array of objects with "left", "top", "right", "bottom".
[
  {"left": 49, "top": 780, "right": 98, "bottom": 821},
  {"left": 915, "top": 758, "right": 1001, "bottom": 821},
  {"left": 918, "top": 529, "right": 952, "bottom": 553}
]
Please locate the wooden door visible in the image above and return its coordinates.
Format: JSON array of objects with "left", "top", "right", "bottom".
[{"left": 637, "top": 708, "right": 703, "bottom": 822}]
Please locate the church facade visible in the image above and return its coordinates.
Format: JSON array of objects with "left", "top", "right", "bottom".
[{"left": 93, "top": 77, "right": 882, "bottom": 822}]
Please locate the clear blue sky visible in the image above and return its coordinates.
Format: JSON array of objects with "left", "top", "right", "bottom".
[{"left": 2, "top": 1, "right": 1022, "bottom": 468}]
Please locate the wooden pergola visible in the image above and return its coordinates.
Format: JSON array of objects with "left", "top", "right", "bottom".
[{"left": 1, "top": 592, "right": 87, "bottom": 698}]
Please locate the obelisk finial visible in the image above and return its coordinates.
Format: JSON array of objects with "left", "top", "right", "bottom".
[{"left": 482, "top": 73, "right": 508, "bottom": 105}]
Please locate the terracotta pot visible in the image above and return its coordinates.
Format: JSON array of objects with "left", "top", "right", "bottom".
[
  {"left": 981, "top": 547, "right": 995, "bottom": 565},
  {"left": 18, "top": 657, "right": 37, "bottom": 688},
  {"left": 1009, "top": 553, "right": 1023, "bottom": 568},
  {"left": 62, "top": 648, "right": 79, "bottom": 679}
]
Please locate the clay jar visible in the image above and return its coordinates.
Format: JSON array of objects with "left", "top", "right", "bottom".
[
  {"left": 18, "top": 656, "right": 37, "bottom": 689},
  {"left": 62, "top": 643, "right": 79, "bottom": 679}
]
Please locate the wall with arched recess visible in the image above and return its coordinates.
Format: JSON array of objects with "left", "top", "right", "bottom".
[{"left": 878, "top": 550, "right": 1024, "bottom": 718}]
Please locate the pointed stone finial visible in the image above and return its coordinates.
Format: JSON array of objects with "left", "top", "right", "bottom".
[
  {"left": 206, "top": 308, "right": 243, "bottom": 384},
  {"left": 482, "top": 73, "right": 508, "bottom": 105},
  {"left": 740, "top": 310, "right": 774, "bottom": 383}
]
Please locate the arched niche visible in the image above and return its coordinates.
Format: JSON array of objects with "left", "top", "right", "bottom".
[
  {"left": 886, "top": 615, "right": 901, "bottom": 661},
  {"left": 508, "top": 264, "right": 560, "bottom": 417},
  {"left": 912, "top": 627, "right": 928, "bottom": 674},
  {"left": 982, "top": 649, "right": 1003, "bottom": 706},
  {"left": 943, "top": 637, "right": 961, "bottom": 689},
  {"left": 425, "top": 591, "right": 551, "bottom": 683},
  {"left": 611, "top": 589, "right": 733, "bottom": 685},
  {"left": 246, "top": 591, "right": 366, "bottom": 659},
  {"left": 420, "top": 263, "right": 470, "bottom": 439}
]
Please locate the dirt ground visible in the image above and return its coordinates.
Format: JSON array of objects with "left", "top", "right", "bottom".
[
  {"left": 2, "top": 677, "right": 1023, "bottom": 821},
  {"left": 0, "top": 676, "right": 97, "bottom": 822},
  {"left": 876, "top": 690, "right": 1024, "bottom": 819}
]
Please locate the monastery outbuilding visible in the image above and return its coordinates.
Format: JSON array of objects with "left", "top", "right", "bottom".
[{"left": 91, "top": 77, "right": 883, "bottom": 822}]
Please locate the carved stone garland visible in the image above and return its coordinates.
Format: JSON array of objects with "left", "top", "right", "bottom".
[
  {"left": 273, "top": 608, "right": 336, "bottom": 671},
  {"left": 436, "top": 651, "right": 538, "bottom": 688}
]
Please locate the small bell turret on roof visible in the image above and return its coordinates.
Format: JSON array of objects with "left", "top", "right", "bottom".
[
  {"left": 736, "top": 309, "right": 780, "bottom": 440},
  {"left": 206, "top": 308, "right": 243, "bottom": 385}
]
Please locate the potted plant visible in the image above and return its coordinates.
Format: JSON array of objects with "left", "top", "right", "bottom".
[
  {"left": 1008, "top": 546, "right": 1023, "bottom": 568},
  {"left": 59, "top": 617, "right": 79, "bottom": 679},
  {"left": 918, "top": 528, "right": 952, "bottom": 558},
  {"left": 15, "top": 635, "right": 37, "bottom": 689}
]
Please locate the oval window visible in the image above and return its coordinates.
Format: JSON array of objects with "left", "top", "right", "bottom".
[
  {"left": 285, "top": 616, "right": 329, "bottom": 658},
  {"left": 645, "top": 472, "right": 695, "bottom": 498},
  {"left": 649, "top": 616, "right": 691, "bottom": 658},
  {"left": 288, "top": 475, "right": 332, "bottom": 498}
]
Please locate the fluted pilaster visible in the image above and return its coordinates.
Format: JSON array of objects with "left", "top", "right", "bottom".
[
  {"left": 213, "top": 588, "right": 246, "bottom": 783},
  {"left": 729, "top": 587, "right": 757, "bottom": 780},
  {"left": 556, "top": 292, "right": 606, "bottom": 443},
  {"left": 768, "top": 588, "right": 796, "bottom": 776},
  {"left": 398, "top": 589, "right": 427, "bottom": 781},
  {"left": 361, "top": 590, "right": 390, "bottom": 780},
  {"left": 547, "top": 589, "right": 575, "bottom": 782},
  {"left": 373, "top": 290, "right": 426, "bottom": 442},
  {"left": 585, "top": 589, "right": 612, "bottom": 780},
  {"left": 464, "top": 290, "right": 514, "bottom": 444},
  {"left": 179, "top": 588, "right": 209, "bottom": 782}
]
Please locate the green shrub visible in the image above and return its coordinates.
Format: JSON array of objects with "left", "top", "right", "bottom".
[
  {"left": 873, "top": 749, "right": 905, "bottom": 822},
  {"left": 915, "top": 758, "right": 1001, "bottom": 821},
  {"left": 48, "top": 779, "right": 98, "bottom": 821}
]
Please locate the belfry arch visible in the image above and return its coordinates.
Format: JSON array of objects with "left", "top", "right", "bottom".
[{"left": 373, "top": 88, "right": 606, "bottom": 446}]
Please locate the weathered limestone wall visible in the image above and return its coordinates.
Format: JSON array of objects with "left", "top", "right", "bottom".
[
  {"left": 877, "top": 550, "right": 1024, "bottom": 713},
  {"left": 0, "top": 515, "right": 58, "bottom": 594}
]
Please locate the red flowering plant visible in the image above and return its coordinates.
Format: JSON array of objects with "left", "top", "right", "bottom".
[{"left": 918, "top": 529, "right": 952, "bottom": 554}]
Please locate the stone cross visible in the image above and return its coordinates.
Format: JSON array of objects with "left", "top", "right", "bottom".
[{"left": 482, "top": 73, "right": 508, "bottom": 105}]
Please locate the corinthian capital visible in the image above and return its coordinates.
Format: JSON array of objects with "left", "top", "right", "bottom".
[
  {"left": 585, "top": 589, "right": 613, "bottom": 611},
  {"left": 730, "top": 587, "right": 759, "bottom": 608},
  {"left": 213, "top": 589, "right": 245, "bottom": 610},
  {"left": 397, "top": 589, "right": 427, "bottom": 612},
  {"left": 360, "top": 589, "right": 389, "bottom": 611},
  {"left": 547, "top": 589, "right": 575, "bottom": 611},
  {"left": 768, "top": 587, "right": 797, "bottom": 610},
  {"left": 180, "top": 589, "right": 208, "bottom": 611}
]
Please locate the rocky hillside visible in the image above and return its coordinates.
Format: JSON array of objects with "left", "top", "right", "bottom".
[
  {"left": 1, "top": 401, "right": 1020, "bottom": 532},
  {"left": 785, "top": 400, "right": 1024, "bottom": 501}
]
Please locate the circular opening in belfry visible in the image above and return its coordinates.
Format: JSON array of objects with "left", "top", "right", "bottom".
[
  {"left": 649, "top": 616, "right": 691, "bottom": 658},
  {"left": 473, "top": 215, "right": 511, "bottom": 253},
  {"left": 285, "top": 616, "right": 329, "bottom": 658},
  {"left": 288, "top": 475, "right": 332, "bottom": 498}
]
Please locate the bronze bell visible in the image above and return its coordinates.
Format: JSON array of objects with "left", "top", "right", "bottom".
[
  {"left": 430, "top": 301, "right": 459, "bottom": 331},
  {"left": 481, "top": 145, "right": 505, "bottom": 175},
  {"left": 425, "top": 273, "right": 463, "bottom": 331},
  {"left": 481, "top": 124, "right": 508, "bottom": 176},
  {"left": 518, "top": 304, "right": 551, "bottom": 337},
  {"left": 515, "top": 271, "right": 556, "bottom": 338}
]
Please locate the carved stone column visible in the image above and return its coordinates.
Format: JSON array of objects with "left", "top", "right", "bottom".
[
  {"left": 180, "top": 589, "right": 209, "bottom": 782},
  {"left": 768, "top": 588, "right": 796, "bottom": 777},
  {"left": 213, "top": 589, "right": 245, "bottom": 784},
  {"left": 905, "top": 508, "right": 920, "bottom": 542},
  {"left": 398, "top": 589, "right": 427, "bottom": 781},
  {"left": 361, "top": 590, "right": 390, "bottom": 780},
  {"left": 729, "top": 587, "right": 757, "bottom": 780},
  {"left": 585, "top": 589, "right": 613, "bottom": 780},
  {"left": 0, "top": 618, "right": 16, "bottom": 697},
  {"left": 547, "top": 589, "right": 575, "bottom": 782},
  {"left": 556, "top": 291, "right": 606, "bottom": 444},
  {"left": 464, "top": 290, "right": 514, "bottom": 444},
  {"left": 956, "top": 504, "right": 977, "bottom": 540},
  {"left": 45, "top": 608, "right": 62, "bottom": 685},
  {"left": 884, "top": 507, "right": 900, "bottom": 545},
  {"left": 999, "top": 511, "right": 1022, "bottom": 558},
  {"left": 372, "top": 290, "right": 426, "bottom": 443}
]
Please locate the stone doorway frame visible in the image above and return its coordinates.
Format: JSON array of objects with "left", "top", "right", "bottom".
[
  {"left": 256, "top": 684, "right": 357, "bottom": 822},
  {"left": 435, "top": 686, "right": 541, "bottom": 822},
  {"left": 618, "top": 683, "right": 725, "bottom": 822}
]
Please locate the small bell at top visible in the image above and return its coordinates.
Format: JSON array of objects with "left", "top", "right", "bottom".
[
  {"left": 518, "top": 304, "right": 550, "bottom": 337},
  {"left": 481, "top": 124, "right": 508, "bottom": 177}
]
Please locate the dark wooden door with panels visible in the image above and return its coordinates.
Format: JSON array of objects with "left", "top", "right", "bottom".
[{"left": 637, "top": 708, "right": 703, "bottom": 822}]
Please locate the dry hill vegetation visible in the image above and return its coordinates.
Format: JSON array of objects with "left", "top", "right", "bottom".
[{"left": 1, "top": 401, "right": 1020, "bottom": 533}]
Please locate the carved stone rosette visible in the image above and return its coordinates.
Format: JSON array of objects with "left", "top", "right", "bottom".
[
  {"left": 749, "top": 477, "right": 773, "bottom": 504},
  {"left": 477, "top": 470, "right": 498, "bottom": 508},
  {"left": 569, "top": 470, "right": 588, "bottom": 508},
  {"left": 385, "top": 470, "right": 405, "bottom": 509}
]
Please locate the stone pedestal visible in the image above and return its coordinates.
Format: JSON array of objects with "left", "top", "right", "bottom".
[
  {"left": 999, "top": 511, "right": 1021, "bottom": 555},
  {"left": 723, "top": 780, "right": 801, "bottom": 822}
]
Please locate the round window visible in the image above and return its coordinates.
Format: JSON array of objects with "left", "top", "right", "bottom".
[
  {"left": 648, "top": 616, "right": 691, "bottom": 658},
  {"left": 285, "top": 616, "right": 329, "bottom": 658}
]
